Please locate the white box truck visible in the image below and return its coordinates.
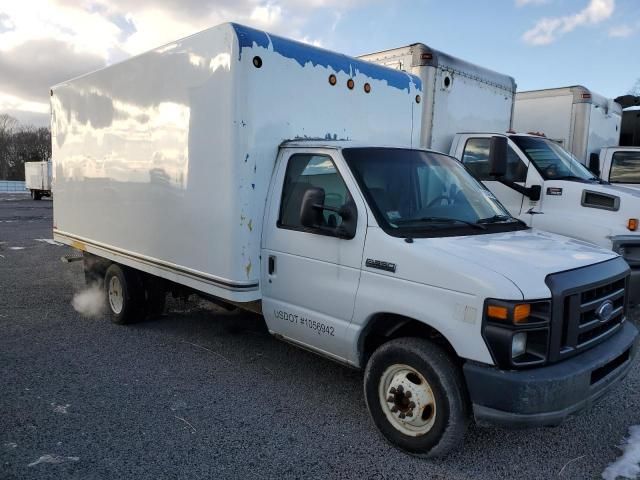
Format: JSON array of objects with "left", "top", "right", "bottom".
[
  {"left": 52, "top": 24, "right": 638, "bottom": 457},
  {"left": 24, "top": 160, "right": 52, "bottom": 200},
  {"left": 513, "top": 86, "right": 623, "bottom": 165},
  {"left": 360, "top": 46, "right": 640, "bottom": 303}
]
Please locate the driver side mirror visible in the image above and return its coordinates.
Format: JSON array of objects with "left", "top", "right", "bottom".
[
  {"left": 589, "top": 152, "right": 601, "bottom": 177},
  {"left": 299, "top": 186, "right": 357, "bottom": 239},
  {"left": 489, "top": 136, "right": 508, "bottom": 178}
]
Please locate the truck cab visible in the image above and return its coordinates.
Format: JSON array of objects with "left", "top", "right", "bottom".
[
  {"left": 593, "top": 146, "right": 640, "bottom": 188},
  {"left": 261, "top": 140, "right": 637, "bottom": 452},
  {"left": 451, "top": 133, "right": 640, "bottom": 302}
]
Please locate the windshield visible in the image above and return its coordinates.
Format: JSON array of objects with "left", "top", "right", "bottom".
[
  {"left": 510, "top": 136, "right": 597, "bottom": 181},
  {"left": 342, "top": 148, "right": 523, "bottom": 237},
  {"left": 609, "top": 151, "right": 640, "bottom": 184}
]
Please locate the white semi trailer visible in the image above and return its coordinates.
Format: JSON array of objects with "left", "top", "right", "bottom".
[
  {"left": 52, "top": 24, "right": 637, "bottom": 457},
  {"left": 360, "top": 46, "right": 640, "bottom": 303},
  {"left": 24, "top": 160, "right": 52, "bottom": 200}
]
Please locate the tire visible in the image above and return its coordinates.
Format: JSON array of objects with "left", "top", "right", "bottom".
[
  {"left": 104, "top": 264, "right": 144, "bottom": 325},
  {"left": 364, "top": 337, "right": 469, "bottom": 458},
  {"left": 30, "top": 190, "right": 41, "bottom": 200}
]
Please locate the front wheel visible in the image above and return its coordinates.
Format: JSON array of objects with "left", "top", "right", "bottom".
[{"left": 364, "top": 338, "right": 469, "bottom": 457}]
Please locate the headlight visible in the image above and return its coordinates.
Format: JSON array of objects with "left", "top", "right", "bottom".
[
  {"left": 482, "top": 299, "right": 551, "bottom": 368},
  {"left": 511, "top": 332, "right": 527, "bottom": 358}
]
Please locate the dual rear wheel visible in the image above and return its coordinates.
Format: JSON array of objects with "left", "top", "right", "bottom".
[{"left": 102, "top": 263, "right": 166, "bottom": 324}]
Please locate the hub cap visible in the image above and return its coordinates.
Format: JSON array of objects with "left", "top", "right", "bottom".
[
  {"left": 108, "top": 275, "right": 124, "bottom": 314},
  {"left": 378, "top": 364, "right": 437, "bottom": 436}
]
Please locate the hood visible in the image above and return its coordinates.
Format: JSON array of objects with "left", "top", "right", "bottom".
[{"left": 418, "top": 229, "right": 618, "bottom": 298}]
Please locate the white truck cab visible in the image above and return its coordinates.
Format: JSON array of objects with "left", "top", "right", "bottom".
[
  {"left": 593, "top": 146, "right": 640, "bottom": 188},
  {"left": 450, "top": 133, "right": 640, "bottom": 303},
  {"left": 51, "top": 24, "right": 638, "bottom": 457}
]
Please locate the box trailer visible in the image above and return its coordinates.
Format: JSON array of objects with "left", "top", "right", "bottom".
[
  {"left": 52, "top": 23, "right": 637, "bottom": 457},
  {"left": 358, "top": 43, "right": 516, "bottom": 153},
  {"left": 24, "top": 160, "right": 52, "bottom": 200},
  {"left": 513, "top": 86, "right": 623, "bottom": 164}
]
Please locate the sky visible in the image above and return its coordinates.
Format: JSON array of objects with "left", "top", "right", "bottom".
[{"left": 0, "top": 0, "right": 638, "bottom": 127}]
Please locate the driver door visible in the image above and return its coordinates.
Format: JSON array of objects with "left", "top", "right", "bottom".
[
  {"left": 461, "top": 136, "right": 529, "bottom": 216},
  {"left": 261, "top": 149, "right": 367, "bottom": 361}
]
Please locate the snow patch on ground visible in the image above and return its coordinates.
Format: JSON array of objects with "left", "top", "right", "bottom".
[
  {"left": 28, "top": 454, "right": 79, "bottom": 467},
  {"left": 8, "top": 246, "right": 24, "bottom": 250},
  {"left": 603, "top": 425, "right": 640, "bottom": 480},
  {"left": 72, "top": 284, "right": 105, "bottom": 318},
  {"left": 35, "top": 239, "right": 63, "bottom": 246},
  {"left": 51, "top": 403, "right": 70, "bottom": 414}
]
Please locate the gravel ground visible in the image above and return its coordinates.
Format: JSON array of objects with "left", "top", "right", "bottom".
[{"left": 1, "top": 192, "right": 639, "bottom": 480}]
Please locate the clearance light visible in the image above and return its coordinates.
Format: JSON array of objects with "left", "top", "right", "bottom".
[
  {"left": 347, "top": 78, "right": 355, "bottom": 90},
  {"left": 415, "top": 95, "right": 421, "bottom": 104},
  {"left": 582, "top": 93, "right": 592, "bottom": 99},
  {"left": 628, "top": 218, "right": 638, "bottom": 231},
  {"left": 420, "top": 53, "right": 433, "bottom": 60},
  {"left": 328, "top": 74, "right": 337, "bottom": 86},
  {"left": 364, "top": 83, "right": 371, "bottom": 93}
]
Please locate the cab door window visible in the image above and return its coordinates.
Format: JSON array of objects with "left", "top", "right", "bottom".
[
  {"left": 462, "top": 137, "right": 527, "bottom": 182},
  {"left": 279, "top": 154, "right": 352, "bottom": 231}
]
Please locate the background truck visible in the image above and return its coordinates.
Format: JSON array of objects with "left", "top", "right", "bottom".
[
  {"left": 24, "top": 160, "right": 52, "bottom": 200},
  {"left": 358, "top": 43, "right": 516, "bottom": 153},
  {"left": 591, "top": 146, "right": 640, "bottom": 187},
  {"left": 513, "top": 86, "right": 623, "bottom": 165},
  {"left": 361, "top": 46, "right": 640, "bottom": 303},
  {"left": 52, "top": 23, "right": 637, "bottom": 457}
]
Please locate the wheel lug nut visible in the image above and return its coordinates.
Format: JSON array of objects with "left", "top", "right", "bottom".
[
  {"left": 389, "top": 387, "right": 396, "bottom": 394},
  {"left": 409, "top": 401, "right": 416, "bottom": 409},
  {"left": 387, "top": 396, "right": 394, "bottom": 402},
  {"left": 391, "top": 406, "right": 398, "bottom": 413},
  {"left": 405, "top": 391, "right": 412, "bottom": 398},
  {"left": 399, "top": 413, "right": 406, "bottom": 419},
  {"left": 397, "top": 385, "right": 404, "bottom": 393},
  {"left": 406, "top": 411, "right": 413, "bottom": 417}
]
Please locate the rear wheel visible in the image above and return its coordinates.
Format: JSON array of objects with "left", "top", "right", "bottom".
[
  {"left": 364, "top": 337, "right": 469, "bottom": 458},
  {"left": 104, "top": 264, "right": 143, "bottom": 324},
  {"left": 30, "top": 190, "right": 42, "bottom": 200}
]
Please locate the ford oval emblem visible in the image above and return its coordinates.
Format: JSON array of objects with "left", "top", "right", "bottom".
[{"left": 596, "top": 300, "right": 614, "bottom": 323}]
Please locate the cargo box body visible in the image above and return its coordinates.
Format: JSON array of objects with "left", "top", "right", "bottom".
[
  {"left": 51, "top": 23, "right": 421, "bottom": 302},
  {"left": 359, "top": 44, "right": 516, "bottom": 153},
  {"left": 25, "top": 161, "right": 52, "bottom": 191},
  {"left": 513, "top": 86, "right": 623, "bottom": 164}
]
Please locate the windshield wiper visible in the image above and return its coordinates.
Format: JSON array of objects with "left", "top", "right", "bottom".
[
  {"left": 476, "top": 214, "right": 517, "bottom": 224},
  {"left": 394, "top": 217, "right": 487, "bottom": 230},
  {"left": 550, "top": 175, "right": 596, "bottom": 182}
]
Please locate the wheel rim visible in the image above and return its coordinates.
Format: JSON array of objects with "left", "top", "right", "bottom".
[
  {"left": 378, "top": 363, "right": 437, "bottom": 437},
  {"left": 108, "top": 275, "right": 124, "bottom": 314}
]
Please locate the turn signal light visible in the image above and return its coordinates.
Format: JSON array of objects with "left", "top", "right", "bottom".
[
  {"left": 513, "top": 304, "right": 531, "bottom": 323},
  {"left": 487, "top": 303, "right": 531, "bottom": 323},
  {"left": 487, "top": 305, "right": 508, "bottom": 320},
  {"left": 628, "top": 218, "right": 638, "bottom": 231}
]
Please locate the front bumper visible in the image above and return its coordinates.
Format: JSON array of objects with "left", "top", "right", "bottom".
[{"left": 463, "top": 321, "right": 639, "bottom": 428}]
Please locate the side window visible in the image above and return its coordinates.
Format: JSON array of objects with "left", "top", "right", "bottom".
[
  {"left": 279, "top": 154, "right": 351, "bottom": 230},
  {"left": 462, "top": 138, "right": 527, "bottom": 182},
  {"left": 609, "top": 152, "right": 640, "bottom": 184}
]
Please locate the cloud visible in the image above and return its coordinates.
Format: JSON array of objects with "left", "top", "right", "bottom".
[
  {"left": 0, "top": 39, "right": 105, "bottom": 102},
  {"left": 0, "top": 0, "right": 377, "bottom": 124},
  {"left": 609, "top": 24, "right": 636, "bottom": 38},
  {"left": 515, "top": 0, "right": 550, "bottom": 7},
  {"left": 522, "top": 0, "right": 615, "bottom": 45}
]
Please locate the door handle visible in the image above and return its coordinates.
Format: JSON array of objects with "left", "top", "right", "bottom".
[{"left": 268, "top": 255, "right": 276, "bottom": 275}]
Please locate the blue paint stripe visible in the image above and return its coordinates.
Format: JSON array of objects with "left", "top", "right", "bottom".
[{"left": 231, "top": 23, "right": 421, "bottom": 93}]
